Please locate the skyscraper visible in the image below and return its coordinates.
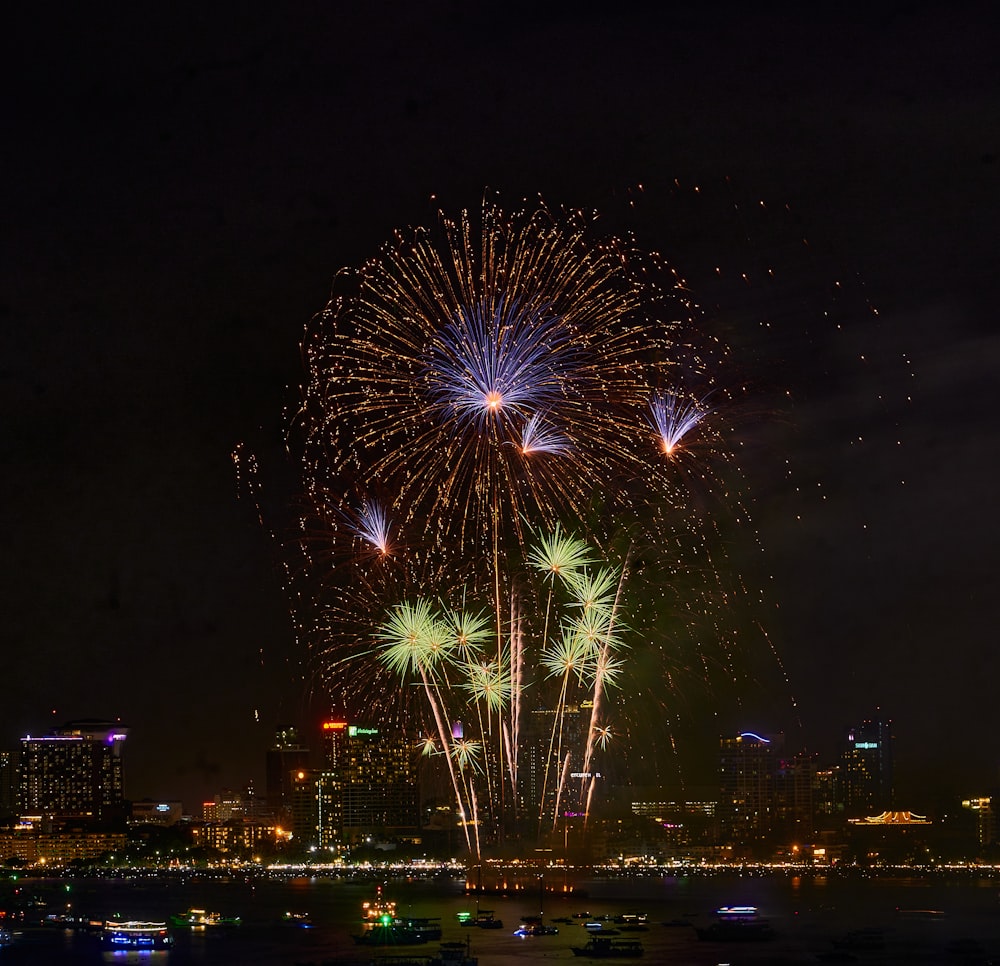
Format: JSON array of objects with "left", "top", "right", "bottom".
[
  {"left": 18, "top": 720, "right": 128, "bottom": 825},
  {"left": 520, "top": 704, "right": 593, "bottom": 829},
  {"left": 718, "top": 731, "right": 784, "bottom": 843},
  {"left": 316, "top": 720, "right": 419, "bottom": 846},
  {"left": 0, "top": 750, "right": 18, "bottom": 824},
  {"left": 264, "top": 726, "right": 311, "bottom": 816},
  {"left": 840, "top": 717, "right": 893, "bottom": 815}
]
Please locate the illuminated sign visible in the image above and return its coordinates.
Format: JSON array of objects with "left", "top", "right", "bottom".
[
  {"left": 739, "top": 732, "right": 770, "bottom": 743},
  {"left": 349, "top": 726, "right": 379, "bottom": 737},
  {"left": 323, "top": 721, "right": 347, "bottom": 730},
  {"left": 854, "top": 741, "right": 878, "bottom": 749}
]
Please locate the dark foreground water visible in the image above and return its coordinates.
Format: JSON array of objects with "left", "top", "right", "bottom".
[{"left": 4, "top": 870, "right": 1000, "bottom": 964}]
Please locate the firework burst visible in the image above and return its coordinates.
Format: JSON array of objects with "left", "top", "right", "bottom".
[
  {"left": 290, "top": 196, "right": 748, "bottom": 854},
  {"left": 295, "top": 198, "right": 704, "bottom": 565}
]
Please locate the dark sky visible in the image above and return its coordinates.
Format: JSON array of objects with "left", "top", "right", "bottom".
[{"left": 4, "top": 2, "right": 998, "bottom": 813}]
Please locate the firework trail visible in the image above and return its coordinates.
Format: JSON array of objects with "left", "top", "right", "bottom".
[{"left": 289, "top": 196, "right": 745, "bottom": 852}]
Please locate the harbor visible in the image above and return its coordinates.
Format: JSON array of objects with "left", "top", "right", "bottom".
[{"left": 3, "top": 868, "right": 1000, "bottom": 963}]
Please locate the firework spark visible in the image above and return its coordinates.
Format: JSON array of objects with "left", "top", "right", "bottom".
[{"left": 649, "top": 391, "right": 711, "bottom": 455}]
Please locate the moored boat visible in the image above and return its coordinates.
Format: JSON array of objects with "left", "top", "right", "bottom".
[
  {"left": 169, "top": 907, "right": 240, "bottom": 928},
  {"left": 695, "top": 905, "right": 774, "bottom": 942},
  {"left": 571, "top": 936, "right": 644, "bottom": 958},
  {"left": 103, "top": 919, "right": 173, "bottom": 949},
  {"left": 355, "top": 916, "right": 443, "bottom": 946}
]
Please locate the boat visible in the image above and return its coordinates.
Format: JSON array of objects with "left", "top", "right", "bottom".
[
  {"left": 457, "top": 910, "right": 503, "bottom": 929},
  {"left": 169, "top": 907, "right": 241, "bottom": 928},
  {"left": 613, "top": 913, "right": 648, "bottom": 926},
  {"left": 355, "top": 916, "right": 443, "bottom": 946},
  {"left": 102, "top": 920, "right": 174, "bottom": 949},
  {"left": 363, "top": 885, "right": 398, "bottom": 923},
  {"left": 695, "top": 905, "right": 775, "bottom": 942},
  {"left": 279, "top": 910, "right": 313, "bottom": 928},
  {"left": 435, "top": 939, "right": 478, "bottom": 965},
  {"left": 514, "top": 922, "right": 559, "bottom": 936},
  {"left": 366, "top": 941, "right": 478, "bottom": 966},
  {"left": 571, "top": 936, "right": 644, "bottom": 958}
]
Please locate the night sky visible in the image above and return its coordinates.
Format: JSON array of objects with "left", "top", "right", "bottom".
[{"left": 4, "top": 3, "right": 999, "bottom": 814}]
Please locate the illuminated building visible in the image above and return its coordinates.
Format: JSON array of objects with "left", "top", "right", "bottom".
[
  {"left": 288, "top": 767, "right": 320, "bottom": 847},
  {"left": 191, "top": 819, "right": 285, "bottom": 856},
  {"left": 718, "top": 731, "right": 784, "bottom": 843},
  {"left": 520, "top": 704, "right": 592, "bottom": 824},
  {"left": 130, "top": 800, "right": 183, "bottom": 826},
  {"left": 265, "top": 726, "right": 310, "bottom": 815},
  {"left": 813, "top": 766, "right": 842, "bottom": 825},
  {"left": 0, "top": 750, "right": 17, "bottom": 823},
  {"left": 202, "top": 789, "right": 244, "bottom": 822},
  {"left": 317, "top": 720, "right": 419, "bottom": 846},
  {"left": 0, "top": 828, "right": 126, "bottom": 865},
  {"left": 774, "top": 751, "right": 818, "bottom": 838},
  {"left": 840, "top": 717, "right": 893, "bottom": 816},
  {"left": 962, "top": 796, "right": 996, "bottom": 847},
  {"left": 18, "top": 720, "right": 128, "bottom": 825},
  {"left": 848, "top": 810, "right": 929, "bottom": 825},
  {"left": 629, "top": 797, "right": 718, "bottom": 847}
]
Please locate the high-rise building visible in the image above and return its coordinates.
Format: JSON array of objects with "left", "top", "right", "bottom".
[
  {"left": 519, "top": 703, "right": 593, "bottom": 828},
  {"left": 288, "top": 767, "right": 320, "bottom": 848},
  {"left": 0, "top": 750, "right": 18, "bottom": 824},
  {"left": 774, "top": 751, "right": 818, "bottom": 839},
  {"left": 265, "top": 727, "right": 311, "bottom": 816},
  {"left": 18, "top": 720, "right": 128, "bottom": 825},
  {"left": 718, "top": 731, "right": 784, "bottom": 843},
  {"left": 315, "top": 720, "right": 419, "bottom": 846},
  {"left": 840, "top": 717, "right": 893, "bottom": 816},
  {"left": 962, "top": 796, "right": 997, "bottom": 848},
  {"left": 813, "top": 765, "right": 843, "bottom": 826}
]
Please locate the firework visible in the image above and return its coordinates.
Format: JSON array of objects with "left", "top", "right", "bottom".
[
  {"left": 295, "top": 198, "right": 703, "bottom": 563},
  {"left": 291, "top": 197, "right": 738, "bottom": 854},
  {"left": 649, "top": 391, "right": 712, "bottom": 456}
]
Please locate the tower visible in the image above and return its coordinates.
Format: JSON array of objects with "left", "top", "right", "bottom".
[
  {"left": 840, "top": 717, "right": 893, "bottom": 815},
  {"left": 265, "top": 726, "right": 311, "bottom": 816},
  {"left": 718, "top": 731, "right": 784, "bottom": 844},
  {"left": 316, "top": 720, "right": 419, "bottom": 846}
]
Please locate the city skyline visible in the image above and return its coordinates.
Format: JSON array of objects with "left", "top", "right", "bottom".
[
  {"left": 0, "top": 710, "right": 973, "bottom": 829},
  {"left": 4, "top": 5, "right": 999, "bottom": 812}
]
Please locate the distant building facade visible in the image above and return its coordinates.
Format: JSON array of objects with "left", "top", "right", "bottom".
[
  {"left": 0, "top": 750, "right": 18, "bottom": 824},
  {"left": 130, "top": 800, "right": 183, "bottom": 826},
  {"left": 286, "top": 721, "right": 419, "bottom": 851},
  {"left": 718, "top": 731, "right": 784, "bottom": 843},
  {"left": 0, "top": 827, "right": 126, "bottom": 865},
  {"left": 265, "top": 726, "right": 311, "bottom": 817},
  {"left": 840, "top": 718, "right": 893, "bottom": 816},
  {"left": 962, "top": 796, "right": 997, "bottom": 848},
  {"left": 519, "top": 704, "right": 593, "bottom": 828},
  {"left": 18, "top": 720, "right": 128, "bottom": 826},
  {"left": 318, "top": 720, "right": 419, "bottom": 846}
]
